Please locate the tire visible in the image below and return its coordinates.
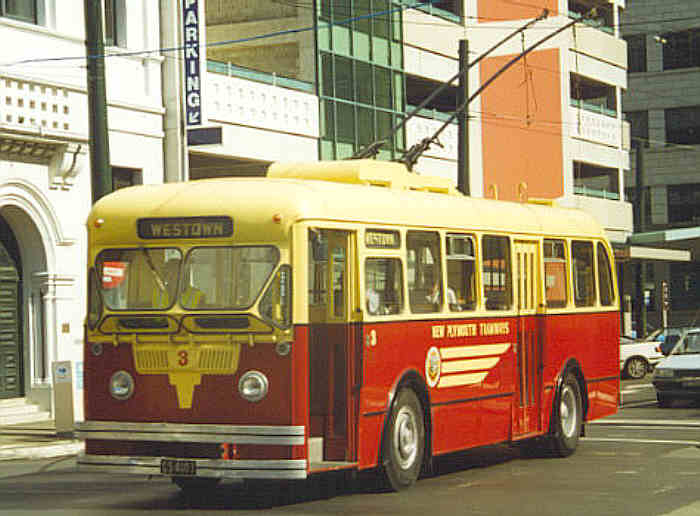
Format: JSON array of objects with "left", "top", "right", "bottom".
[
  {"left": 623, "top": 357, "right": 649, "bottom": 380},
  {"left": 381, "top": 389, "right": 425, "bottom": 491},
  {"left": 172, "top": 476, "right": 221, "bottom": 492},
  {"left": 657, "top": 393, "right": 673, "bottom": 408},
  {"left": 548, "top": 373, "right": 583, "bottom": 457}
]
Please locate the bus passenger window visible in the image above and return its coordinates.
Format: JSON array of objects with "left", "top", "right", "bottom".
[
  {"left": 309, "top": 231, "right": 328, "bottom": 306},
  {"left": 365, "top": 258, "right": 403, "bottom": 315},
  {"left": 572, "top": 241, "right": 595, "bottom": 307},
  {"left": 544, "top": 239, "right": 568, "bottom": 308},
  {"left": 597, "top": 242, "right": 615, "bottom": 306},
  {"left": 407, "top": 231, "right": 442, "bottom": 313},
  {"left": 446, "top": 234, "right": 476, "bottom": 311},
  {"left": 482, "top": 235, "right": 512, "bottom": 310}
]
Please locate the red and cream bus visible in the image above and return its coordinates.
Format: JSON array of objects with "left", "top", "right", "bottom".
[{"left": 76, "top": 159, "right": 619, "bottom": 492}]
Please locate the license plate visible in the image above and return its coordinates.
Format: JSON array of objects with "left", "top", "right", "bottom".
[{"left": 160, "top": 459, "right": 196, "bottom": 476}]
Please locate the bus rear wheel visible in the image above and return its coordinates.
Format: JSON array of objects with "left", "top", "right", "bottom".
[
  {"left": 382, "top": 388, "right": 425, "bottom": 491},
  {"left": 548, "top": 373, "right": 582, "bottom": 457}
]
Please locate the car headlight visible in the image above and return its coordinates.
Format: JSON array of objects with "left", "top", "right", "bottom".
[
  {"left": 654, "top": 368, "right": 674, "bottom": 378},
  {"left": 109, "top": 370, "right": 135, "bottom": 400},
  {"left": 238, "top": 370, "right": 269, "bottom": 402}
]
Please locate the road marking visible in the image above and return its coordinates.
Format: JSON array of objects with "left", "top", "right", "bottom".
[
  {"left": 621, "top": 384, "right": 654, "bottom": 394},
  {"left": 591, "top": 418, "right": 700, "bottom": 427},
  {"left": 583, "top": 437, "right": 700, "bottom": 446},
  {"left": 620, "top": 400, "right": 658, "bottom": 408}
]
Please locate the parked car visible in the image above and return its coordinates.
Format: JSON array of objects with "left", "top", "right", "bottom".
[
  {"left": 652, "top": 329, "right": 700, "bottom": 407},
  {"left": 620, "top": 334, "right": 665, "bottom": 379}
]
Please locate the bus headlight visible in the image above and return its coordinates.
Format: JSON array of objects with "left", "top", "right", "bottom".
[
  {"left": 238, "top": 371, "right": 269, "bottom": 402},
  {"left": 109, "top": 371, "right": 135, "bottom": 400}
]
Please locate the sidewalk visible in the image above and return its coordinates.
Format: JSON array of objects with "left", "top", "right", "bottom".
[{"left": 0, "top": 420, "right": 83, "bottom": 461}]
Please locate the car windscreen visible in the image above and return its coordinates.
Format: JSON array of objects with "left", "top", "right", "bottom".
[{"left": 670, "top": 332, "right": 700, "bottom": 355}]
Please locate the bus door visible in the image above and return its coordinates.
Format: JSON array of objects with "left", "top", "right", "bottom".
[
  {"left": 308, "top": 229, "right": 360, "bottom": 466},
  {"left": 513, "top": 240, "right": 543, "bottom": 437}
]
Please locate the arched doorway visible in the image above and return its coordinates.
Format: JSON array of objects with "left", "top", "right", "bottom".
[{"left": 0, "top": 217, "right": 21, "bottom": 400}]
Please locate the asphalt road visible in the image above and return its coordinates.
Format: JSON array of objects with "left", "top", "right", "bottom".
[{"left": 1, "top": 378, "right": 699, "bottom": 516}]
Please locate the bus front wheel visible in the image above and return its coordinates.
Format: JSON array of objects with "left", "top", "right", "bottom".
[
  {"left": 549, "top": 373, "right": 582, "bottom": 457},
  {"left": 382, "top": 388, "right": 425, "bottom": 491}
]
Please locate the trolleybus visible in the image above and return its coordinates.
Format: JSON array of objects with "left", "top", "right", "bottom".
[{"left": 76, "top": 159, "right": 619, "bottom": 492}]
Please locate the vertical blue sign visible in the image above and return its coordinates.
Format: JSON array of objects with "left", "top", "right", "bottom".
[{"left": 183, "top": 0, "right": 202, "bottom": 126}]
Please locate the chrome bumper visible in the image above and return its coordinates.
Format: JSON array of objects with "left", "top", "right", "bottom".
[
  {"left": 75, "top": 420, "right": 307, "bottom": 480},
  {"left": 76, "top": 454, "right": 307, "bottom": 480}
]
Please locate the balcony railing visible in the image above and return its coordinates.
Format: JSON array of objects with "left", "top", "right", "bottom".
[
  {"left": 569, "top": 98, "right": 616, "bottom": 118},
  {"left": 207, "top": 60, "right": 314, "bottom": 94},
  {"left": 568, "top": 10, "right": 613, "bottom": 34},
  {"left": 574, "top": 184, "right": 620, "bottom": 200},
  {"left": 569, "top": 105, "right": 624, "bottom": 148},
  {"left": 205, "top": 62, "right": 319, "bottom": 139}
]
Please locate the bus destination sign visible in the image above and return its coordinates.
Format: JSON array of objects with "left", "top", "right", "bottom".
[
  {"left": 137, "top": 216, "right": 233, "bottom": 239},
  {"left": 365, "top": 229, "right": 400, "bottom": 249}
]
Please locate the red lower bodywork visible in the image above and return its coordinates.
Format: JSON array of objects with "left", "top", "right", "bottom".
[{"left": 84, "top": 310, "right": 619, "bottom": 471}]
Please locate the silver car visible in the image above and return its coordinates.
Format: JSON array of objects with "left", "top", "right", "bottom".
[{"left": 652, "top": 330, "right": 700, "bottom": 407}]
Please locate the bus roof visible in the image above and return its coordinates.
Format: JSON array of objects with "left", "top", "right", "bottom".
[{"left": 87, "top": 160, "right": 607, "bottom": 245}]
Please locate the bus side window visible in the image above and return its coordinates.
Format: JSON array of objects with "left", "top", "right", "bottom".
[
  {"left": 596, "top": 242, "right": 615, "bottom": 306},
  {"left": 446, "top": 234, "right": 476, "bottom": 311},
  {"left": 365, "top": 258, "right": 403, "bottom": 315},
  {"left": 406, "top": 231, "right": 442, "bottom": 313},
  {"left": 482, "top": 235, "right": 512, "bottom": 310},
  {"left": 308, "top": 231, "right": 328, "bottom": 306},
  {"left": 544, "top": 239, "right": 568, "bottom": 308},
  {"left": 572, "top": 240, "right": 595, "bottom": 307}
]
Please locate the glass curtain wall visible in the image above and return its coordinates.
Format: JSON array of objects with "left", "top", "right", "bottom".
[{"left": 317, "top": 0, "right": 406, "bottom": 160}]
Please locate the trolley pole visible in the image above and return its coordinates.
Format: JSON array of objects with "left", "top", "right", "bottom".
[{"left": 84, "top": 0, "right": 112, "bottom": 203}]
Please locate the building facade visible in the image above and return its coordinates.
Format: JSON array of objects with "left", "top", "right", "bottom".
[
  {"left": 621, "top": 0, "right": 700, "bottom": 329},
  {"left": 0, "top": 1, "right": 164, "bottom": 421}
]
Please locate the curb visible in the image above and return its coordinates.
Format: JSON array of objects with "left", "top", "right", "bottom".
[{"left": 0, "top": 441, "right": 83, "bottom": 461}]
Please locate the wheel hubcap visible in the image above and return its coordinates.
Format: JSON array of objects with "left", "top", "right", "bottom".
[
  {"left": 560, "top": 385, "right": 577, "bottom": 438},
  {"left": 629, "top": 359, "right": 645, "bottom": 378},
  {"left": 393, "top": 406, "right": 418, "bottom": 469}
]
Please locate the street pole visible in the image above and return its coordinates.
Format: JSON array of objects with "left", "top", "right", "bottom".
[
  {"left": 457, "top": 39, "right": 470, "bottom": 196},
  {"left": 84, "top": 0, "right": 112, "bottom": 203},
  {"left": 634, "top": 142, "right": 647, "bottom": 337}
]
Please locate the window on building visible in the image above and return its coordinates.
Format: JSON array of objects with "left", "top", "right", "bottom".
[
  {"left": 569, "top": 0, "right": 613, "bottom": 33},
  {"left": 624, "top": 35, "right": 647, "bottom": 73},
  {"left": 625, "top": 110, "right": 649, "bottom": 148},
  {"left": 112, "top": 167, "right": 142, "bottom": 191},
  {"left": 407, "top": 231, "right": 442, "bottom": 313},
  {"left": 482, "top": 235, "right": 512, "bottom": 311},
  {"left": 544, "top": 239, "right": 568, "bottom": 308},
  {"left": 1, "top": 0, "right": 37, "bottom": 24},
  {"left": 574, "top": 161, "right": 620, "bottom": 200},
  {"left": 446, "top": 234, "right": 476, "bottom": 311},
  {"left": 667, "top": 183, "right": 700, "bottom": 226},
  {"left": 320, "top": 53, "right": 405, "bottom": 160},
  {"left": 625, "top": 185, "right": 652, "bottom": 229},
  {"left": 665, "top": 106, "right": 700, "bottom": 145},
  {"left": 670, "top": 262, "right": 700, "bottom": 311},
  {"left": 662, "top": 29, "right": 700, "bottom": 70},
  {"left": 105, "top": 0, "right": 127, "bottom": 48},
  {"left": 572, "top": 241, "right": 594, "bottom": 307},
  {"left": 570, "top": 73, "right": 616, "bottom": 117}
]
